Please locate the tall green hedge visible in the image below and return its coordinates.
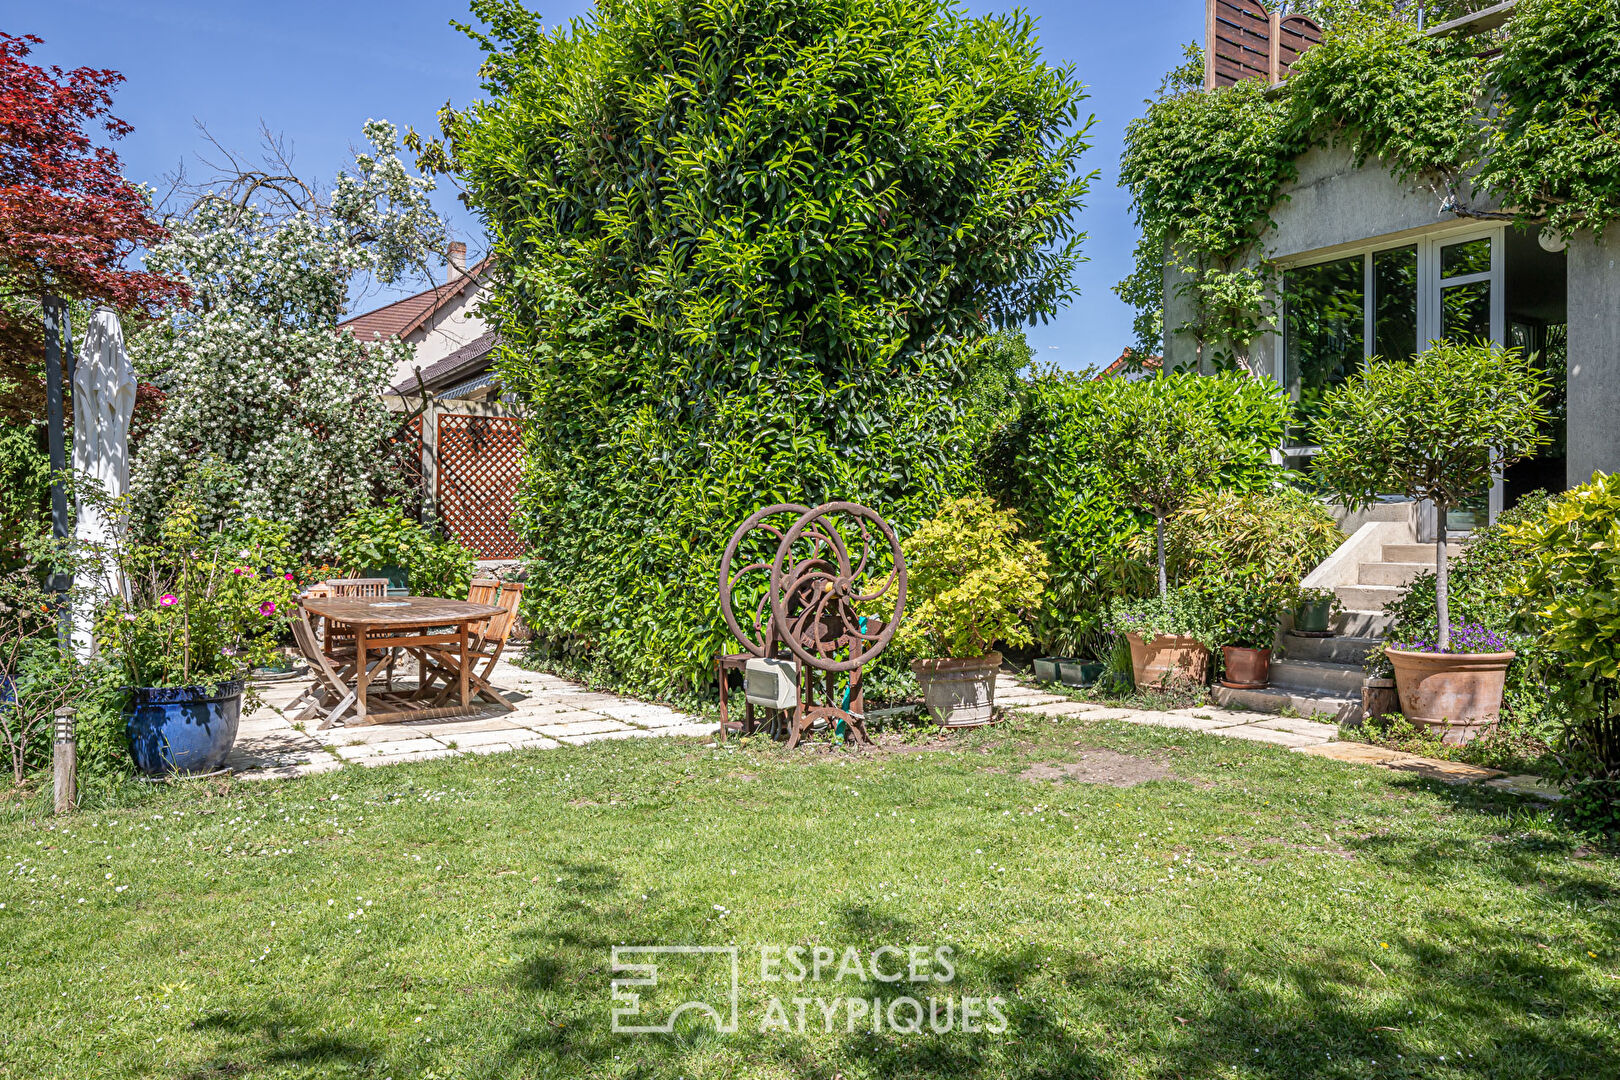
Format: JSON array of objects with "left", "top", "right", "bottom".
[
  {"left": 449, "top": 0, "right": 1091, "bottom": 695},
  {"left": 984, "top": 369, "right": 1288, "bottom": 657}
]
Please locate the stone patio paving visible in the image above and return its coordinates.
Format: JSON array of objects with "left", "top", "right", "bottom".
[
  {"left": 225, "top": 665, "right": 1558, "bottom": 800},
  {"left": 224, "top": 658, "right": 714, "bottom": 780}
]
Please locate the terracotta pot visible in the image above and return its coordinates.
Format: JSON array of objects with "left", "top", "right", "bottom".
[
  {"left": 1125, "top": 633, "right": 1210, "bottom": 689},
  {"left": 912, "top": 652, "right": 1002, "bottom": 727},
  {"left": 1220, "top": 645, "right": 1271, "bottom": 689},
  {"left": 1387, "top": 648, "right": 1515, "bottom": 745}
]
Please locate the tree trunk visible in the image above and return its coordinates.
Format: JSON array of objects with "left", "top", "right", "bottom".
[
  {"left": 1155, "top": 515, "right": 1168, "bottom": 598},
  {"left": 1434, "top": 495, "right": 1450, "bottom": 653}
]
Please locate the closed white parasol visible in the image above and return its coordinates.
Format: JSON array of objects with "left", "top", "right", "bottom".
[{"left": 71, "top": 308, "right": 136, "bottom": 657}]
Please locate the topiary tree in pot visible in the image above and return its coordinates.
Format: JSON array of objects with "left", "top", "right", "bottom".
[
  {"left": 896, "top": 497, "right": 1047, "bottom": 727},
  {"left": 1313, "top": 341, "right": 1549, "bottom": 742},
  {"left": 1087, "top": 370, "right": 1287, "bottom": 596}
]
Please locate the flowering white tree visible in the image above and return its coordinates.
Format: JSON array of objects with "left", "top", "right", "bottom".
[{"left": 129, "top": 120, "right": 446, "bottom": 553}]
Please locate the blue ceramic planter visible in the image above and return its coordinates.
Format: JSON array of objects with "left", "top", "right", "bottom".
[{"left": 124, "top": 680, "right": 244, "bottom": 776}]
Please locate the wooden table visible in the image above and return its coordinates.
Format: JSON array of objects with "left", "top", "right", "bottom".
[{"left": 298, "top": 595, "right": 506, "bottom": 726}]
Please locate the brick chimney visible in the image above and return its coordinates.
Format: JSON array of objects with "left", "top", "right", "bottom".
[{"left": 446, "top": 241, "right": 467, "bottom": 283}]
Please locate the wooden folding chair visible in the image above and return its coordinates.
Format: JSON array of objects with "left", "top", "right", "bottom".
[
  {"left": 287, "top": 606, "right": 387, "bottom": 729},
  {"left": 418, "top": 579, "right": 525, "bottom": 712},
  {"left": 322, "top": 578, "right": 395, "bottom": 685}
]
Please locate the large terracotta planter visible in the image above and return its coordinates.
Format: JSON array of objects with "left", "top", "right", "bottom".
[
  {"left": 1386, "top": 649, "right": 1515, "bottom": 745},
  {"left": 913, "top": 652, "right": 1001, "bottom": 727},
  {"left": 1126, "top": 633, "right": 1210, "bottom": 689},
  {"left": 1220, "top": 646, "right": 1271, "bottom": 689}
]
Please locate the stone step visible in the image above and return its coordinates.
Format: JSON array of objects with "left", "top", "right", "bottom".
[
  {"left": 1280, "top": 634, "right": 1381, "bottom": 665},
  {"left": 1335, "top": 583, "right": 1403, "bottom": 611},
  {"left": 1211, "top": 684, "right": 1361, "bottom": 724},
  {"left": 1269, "top": 658, "right": 1366, "bottom": 696},
  {"left": 1381, "top": 543, "right": 1461, "bottom": 564},
  {"left": 1333, "top": 609, "right": 1392, "bottom": 637},
  {"left": 1358, "top": 561, "right": 1430, "bottom": 587},
  {"left": 1360, "top": 500, "right": 1419, "bottom": 522}
]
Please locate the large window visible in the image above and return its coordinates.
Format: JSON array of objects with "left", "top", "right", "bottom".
[
  {"left": 1281, "top": 228, "right": 1504, "bottom": 526},
  {"left": 1284, "top": 243, "right": 1417, "bottom": 448}
]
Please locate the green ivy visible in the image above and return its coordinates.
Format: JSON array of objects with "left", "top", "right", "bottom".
[
  {"left": 447, "top": 0, "right": 1091, "bottom": 696},
  {"left": 1478, "top": 0, "right": 1620, "bottom": 239}
]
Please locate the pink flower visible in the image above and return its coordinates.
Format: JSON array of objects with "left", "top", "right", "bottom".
[
  {"left": 159, "top": 594, "right": 178, "bottom": 607},
  {"left": 259, "top": 601, "right": 276, "bottom": 616},
  {"left": 232, "top": 567, "right": 250, "bottom": 575},
  {"left": 122, "top": 613, "right": 137, "bottom": 622},
  {"left": 283, "top": 573, "right": 295, "bottom": 581}
]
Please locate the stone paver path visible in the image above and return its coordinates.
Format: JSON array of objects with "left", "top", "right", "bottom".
[
  {"left": 225, "top": 659, "right": 713, "bottom": 780},
  {"left": 223, "top": 665, "right": 1557, "bottom": 800}
]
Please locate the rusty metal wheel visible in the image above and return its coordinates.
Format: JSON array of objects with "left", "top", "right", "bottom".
[
  {"left": 769, "top": 501, "right": 905, "bottom": 675},
  {"left": 718, "top": 503, "right": 811, "bottom": 658}
]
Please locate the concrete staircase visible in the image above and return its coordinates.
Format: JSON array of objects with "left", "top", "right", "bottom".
[{"left": 1212, "top": 500, "right": 1461, "bottom": 723}]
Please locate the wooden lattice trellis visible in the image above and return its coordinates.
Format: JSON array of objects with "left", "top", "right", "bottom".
[
  {"left": 386, "top": 415, "right": 426, "bottom": 520},
  {"left": 436, "top": 413, "right": 525, "bottom": 558}
]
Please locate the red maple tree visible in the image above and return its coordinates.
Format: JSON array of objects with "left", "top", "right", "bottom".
[{"left": 0, "top": 32, "right": 184, "bottom": 417}]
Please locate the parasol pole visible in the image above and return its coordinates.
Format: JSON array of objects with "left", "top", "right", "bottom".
[{"left": 43, "top": 296, "right": 72, "bottom": 650}]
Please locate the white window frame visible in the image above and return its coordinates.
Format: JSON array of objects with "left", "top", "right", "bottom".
[{"left": 1275, "top": 223, "right": 1505, "bottom": 523}]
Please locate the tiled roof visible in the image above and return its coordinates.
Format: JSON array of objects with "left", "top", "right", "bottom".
[
  {"left": 1095, "top": 348, "right": 1163, "bottom": 379},
  {"left": 390, "top": 331, "right": 499, "bottom": 395},
  {"left": 338, "top": 256, "right": 492, "bottom": 344}
]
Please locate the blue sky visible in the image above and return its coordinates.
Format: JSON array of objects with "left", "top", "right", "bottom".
[{"left": 20, "top": 0, "right": 1201, "bottom": 372}]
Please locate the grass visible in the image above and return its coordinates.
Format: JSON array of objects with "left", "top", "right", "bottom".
[{"left": 1, "top": 710, "right": 1617, "bottom": 1078}]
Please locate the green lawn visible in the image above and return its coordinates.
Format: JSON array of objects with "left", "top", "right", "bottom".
[{"left": 1, "top": 711, "right": 1617, "bottom": 1079}]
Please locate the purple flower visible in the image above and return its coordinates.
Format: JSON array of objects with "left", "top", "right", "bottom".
[
  {"left": 259, "top": 601, "right": 276, "bottom": 616},
  {"left": 1392, "top": 621, "right": 1507, "bottom": 655}
]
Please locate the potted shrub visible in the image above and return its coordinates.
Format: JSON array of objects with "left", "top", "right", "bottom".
[
  {"left": 1203, "top": 577, "right": 1289, "bottom": 689},
  {"left": 1292, "top": 587, "right": 1338, "bottom": 636},
  {"left": 91, "top": 501, "right": 297, "bottom": 776},
  {"left": 897, "top": 497, "right": 1048, "bottom": 727},
  {"left": 1087, "top": 371, "right": 1286, "bottom": 598},
  {"left": 1384, "top": 623, "right": 1514, "bottom": 744},
  {"left": 1108, "top": 588, "right": 1213, "bottom": 689},
  {"left": 1313, "top": 341, "right": 1547, "bottom": 739}
]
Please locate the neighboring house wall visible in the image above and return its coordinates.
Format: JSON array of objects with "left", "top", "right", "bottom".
[
  {"left": 396, "top": 285, "right": 488, "bottom": 387},
  {"left": 1568, "top": 230, "right": 1620, "bottom": 487}
]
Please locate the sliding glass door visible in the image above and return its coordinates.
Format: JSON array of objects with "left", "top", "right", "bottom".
[{"left": 1282, "top": 228, "right": 1502, "bottom": 525}]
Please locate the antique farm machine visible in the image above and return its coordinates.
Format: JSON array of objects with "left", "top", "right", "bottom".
[{"left": 717, "top": 502, "right": 906, "bottom": 748}]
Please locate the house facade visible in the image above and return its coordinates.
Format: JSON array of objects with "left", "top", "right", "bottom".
[
  {"left": 1163, "top": 6, "right": 1620, "bottom": 529},
  {"left": 339, "top": 244, "right": 524, "bottom": 562},
  {"left": 339, "top": 241, "right": 497, "bottom": 398}
]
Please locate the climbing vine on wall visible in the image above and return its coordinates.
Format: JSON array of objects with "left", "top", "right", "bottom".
[{"left": 1118, "top": 0, "right": 1620, "bottom": 359}]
